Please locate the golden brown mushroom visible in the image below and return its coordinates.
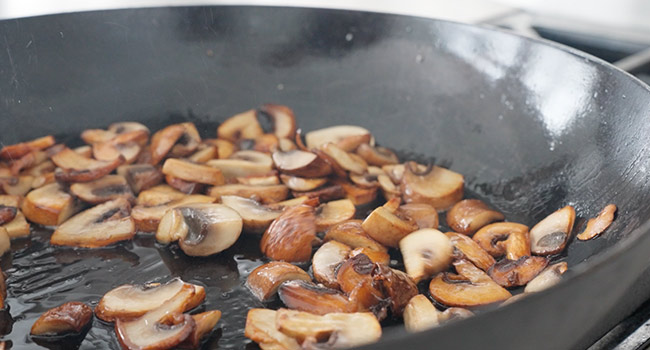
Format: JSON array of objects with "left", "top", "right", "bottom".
[
  {"left": 260, "top": 205, "right": 316, "bottom": 262},
  {"left": 217, "top": 109, "right": 264, "bottom": 142},
  {"left": 356, "top": 143, "right": 399, "bottom": 166},
  {"left": 30, "top": 302, "right": 92, "bottom": 336},
  {"left": 272, "top": 150, "right": 332, "bottom": 178},
  {"left": 69, "top": 174, "right": 135, "bottom": 204},
  {"left": 51, "top": 147, "right": 123, "bottom": 183},
  {"left": 315, "top": 199, "right": 356, "bottom": 232},
  {"left": 473, "top": 222, "right": 531, "bottom": 259},
  {"left": 207, "top": 184, "right": 289, "bottom": 204},
  {"left": 0, "top": 135, "right": 55, "bottom": 160},
  {"left": 324, "top": 220, "right": 387, "bottom": 253},
  {"left": 117, "top": 164, "right": 164, "bottom": 194},
  {"left": 446, "top": 199, "right": 504, "bottom": 235},
  {"left": 529, "top": 206, "right": 576, "bottom": 255},
  {"left": 487, "top": 256, "right": 549, "bottom": 288},
  {"left": 403, "top": 294, "right": 440, "bottom": 333},
  {"left": 524, "top": 262, "right": 568, "bottom": 293},
  {"left": 245, "top": 309, "right": 301, "bottom": 350},
  {"left": 312, "top": 241, "right": 352, "bottom": 289},
  {"left": 446, "top": 232, "right": 495, "bottom": 271},
  {"left": 162, "top": 158, "right": 225, "bottom": 186},
  {"left": 220, "top": 195, "right": 283, "bottom": 233},
  {"left": 305, "top": 125, "right": 372, "bottom": 151},
  {"left": 362, "top": 201, "right": 418, "bottom": 248},
  {"left": 246, "top": 262, "right": 311, "bottom": 302},
  {"left": 278, "top": 280, "right": 358, "bottom": 315},
  {"left": 22, "top": 183, "right": 82, "bottom": 226},
  {"left": 400, "top": 162, "right": 464, "bottom": 211},
  {"left": 577, "top": 204, "right": 617, "bottom": 241}
]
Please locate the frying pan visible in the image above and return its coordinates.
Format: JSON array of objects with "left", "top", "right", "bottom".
[{"left": 1, "top": 5, "right": 650, "bottom": 350}]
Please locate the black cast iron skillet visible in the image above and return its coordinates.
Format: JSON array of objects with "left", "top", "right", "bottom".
[{"left": 1, "top": 6, "right": 650, "bottom": 350}]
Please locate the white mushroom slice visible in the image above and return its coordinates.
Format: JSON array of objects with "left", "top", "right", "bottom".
[
  {"left": 524, "top": 262, "right": 568, "bottom": 293},
  {"left": 403, "top": 294, "right": 440, "bottom": 333},
  {"left": 530, "top": 206, "right": 576, "bottom": 255},
  {"left": 51, "top": 147, "right": 122, "bottom": 183},
  {"left": 220, "top": 195, "right": 282, "bottom": 234},
  {"left": 280, "top": 174, "right": 328, "bottom": 192},
  {"left": 203, "top": 139, "right": 236, "bottom": 159},
  {"left": 162, "top": 158, "right": 225, "bottom": 186},
  {"left": 135, "top": 184, "right": 186, "bottom": 207},
  {"left": 117, "top": 164, "right": 164, "bottom": 194},
  {"left": 50, "top": 198, "right": 135, "bottom": 248},
  {"left": 401, "top": 163, "right": 464, "bottom": 211},
  {"left": 312, "top": 241, "right": 352, "bottom": 288},
  {"left": 1, "top": 175, "right": 33, "bottom": 196},
  {"left": 275, "top": 309, "right": 381, "bottom": 349},
  {"left": 382, "top": 164, "right": 405, "bottom": 184},
  {"left": 356, "top": 144, "right": 399, "bottom": 166},
  {"left": 170, "top": 203, "right": 243, "bottom": 256},
  {"left": 70, "top": 174, "right": 135, "bottom": 204},
  {"left": 399, "top": 229, "right": 454, "bottom": 283},
  {"left": 577, "top": 204, "right": 617, "bottom": 240},
  {"left": 22, "top": 183, "right": 82, "bottom": 226},
  {"left": 245, "top": 309, "right": 301, "bottom": 350},
  {"left": 246, "top": 261, "right": 311, "bottom": 301},
  {"left": 0, "top": 228, "right": 9, "bottom": 256},
  {"left": 217, "top": 109, "right": 264, "bottom": 142},
  {"left": 188, "top": 145, "right": 218, "bottom": 163},
  {"left": 207, "top": 151, "right": 274, "bottom": 179},
  {"left": 315, "top": 199, "right": 356, "bottom": 232},
  {"left": 272, "top": 150, "right": 332, "bottom": 178},
  {"left": 207, "top": 184, "right": 289, "bottom": 204},
  {"left": 132, "top": 194, "right": 215, "bottom": 232},
  {"left": 320, "top": 143, "right": 367, "bottom": 175},
  {"left": 362, "top": 203, "right": 418, "bottom": 248},
  {"left": 237, "top": 174, "right": 281, "bottom": 186},
  {"left": 260, "top": 104, "right": 297, "bottom": 139},
  {"left": 446, "top": 199, "right": 505, "bottom": 235},
  {"left": 377, "top": 174, "right": 401, "bottom": 201},
  {"left": 305, "top": 125, "right": 374, "bottom": 151},
  {"left": 115, "top": 284, "right": 196, "bottom": 350}
]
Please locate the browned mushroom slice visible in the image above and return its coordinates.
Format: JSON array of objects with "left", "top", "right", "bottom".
[
  {"left": 93, "top": 141, "right": 141, "bottom": 165},
  {"left": 23, "top": 158, "right": 56, "bottom": 177},
  {"left": 0, "top": 228, "right": 10, "bottom": 256},
  {"left": 362, "top": 203, "right": 418, "bottom": 248},
  {"left": 207, "top": 150, "right": 274, "bottom": 179},
  {"left": 270, "top": 196, "right": 315, "bottom": 209},
  {"left": 401, "top": 162, "right": 464, "bottom": 211},
  {"left": 280, "top": 174, "right": 327, "bottom": 192},
  {"left": 530, "top": 206, "right": 576, "bottom": 255},
  {"left": 305, "top": 125, "right": 373, "bottom": 151},
  {"left": 335, "top": 180, "right": 378, "bottom": 206},
  {"left": 278, "top": 138, "right": 297, "bottom": 152},
  {"left": 488, "top": 256, "right": 548, "bottom": 288},
  {"left": 439, "top": 307, "right": 474, "bottom": 323},
  {"left": 293, "top": 184, "right": 346, "bottom": 203},
  {"left": 107, "top": 121, "right": 150, "bottom": 135},
  {"left": 377, "top": 174, "right": 401, "bottom": 201},
  {"left": 315, "top": 199, "right": 355, "bottom": 232},
  {"left": 397, "top": 203, "right": 439, "bottom": 229},
  {"left": 149, "top": 124, "right": 185, "bottom": 165},
  {"left": 250, "top": 134, "right": 278, "bottom": 153},
  {"left": 115, "top": 284, "right": 196, "bottom": 350},
  {"left": 52, "top": 148, "right": 122, "bottom": 183},
  {"left": 188, "top": 144, "right": 218, "bottom": 163},
  {"left": 217, "top": 109, "right": 264, "bottom": 142},
  {"left": 371, "top": 264, "right": 419, "bottom": 316},
  {"left": 336, "top": 254, "right": 378, "bottom": 294},
  {"left": 132, "top": 194, "right": 214, "bottom": 232},
  {"left": 324, "top": 220, "right": 387, "bottom": 253},
  {"left": 96, "top": 278, "right": 202, "bottom": 322},
  {"left": 10, "top": 150, "right": 48, "bottom": 175},
  {"left": 203, "top": 139, "right": 236, "bottom": 159},
  {"left": 166, "top": 176, "right": 203, "bottom": 195},
  {"left": 168, "top": 122, "right": 201, "bottom": 158},
  {"left": 1, "top": 207, "right": 30, "bottom": 239},
  {"left": 178, "top": 310, "right": 222, "bottom": 349},
  {"left": 524, "top": 262, "right": 568, "bottom": 293},
  {"left": 0, "top": 135, "right": 56, "bottom": 160},
  {"left": 30, "top": 302, "right": 92, "bottom": 336},
  {"left": 403, "top": 294, "right": 440, "bottom": 333},
  {"left": 164, "top": 203, "right": 243, "bottom": 257},
  {"left": 22, "top": 183, "right": 82, "bottom": 226},
  {"left": 278, "top": 280, "right": 358, "bottom": 315},
  {"left": 429, "top": 259, "right": 512, "bottom": 307},
  {"left": 272, "top": 150, "right": 332, "bottom": 178},
  {"left": 320, "top": 143, "right": 368, "bottom": 175},
  {"left": 237, "top": 174, "right": 281, "bottom": 186},
  {"left": 382, "top": 164, "right": 405, "bottom": 184},
  {"left": 577, "top": 204, "right": 617, "bottom": 240},
  {"left": 207, "top": 184, "right": 289, "bottom": 204},
  {"left": 246, "top": 262, "right": 311, "bottom": 302},
  {"left": 162, "top": 158, "right": 225, "bottom": 186},
  {"left": 245, "top": 309, "right": 301, "bottom": 350},
  {"left": 349, "top": 172, "right": 380, "bottom": 188},
  {"left": 446, "top": 232, "right": 495, "bottom": 271},
  {"left": 260, "top": 205, "right": 316, "bottom": 262},
  {"left": 31, "top": 172, "right": 55, "bottom": 189},
  {"left": 260, "top": 104, "right": 297, "bottom": 139},
  {"left": 446, "top": 199, "right": 505, "bottom": 235},
  {"left": 220, "top": 195, "right": 282, "bottom": 234},
  {"left": 0, "top": 206, "right": 16, "bottom": 226},
  {"left": 473, "top": 222, "right": 530, "bottom": 259},
  {"left": 356, "top": 144, "right": 399, "bottom": 167},
  {"left": 51, "top": 198, "right": 135, "bottom": 248},
  {"left": 117, "top": 164, "right": 163, "bottom": 194},
  {"left": 136, "top": 184, "right": 187, "bottom": 207},
  {"left": 312, "top": 241, "right": 352, "bottom": 289},
  {"left": 70, "top": 175, "right": 135, "bottom": 204},
  {"left": 81, "top": 129, "right": 116, "bottom": 144},
  {"left": 276, "top": 308, "right": 382, "bottom": 348},
  {"left": 1, "top": 174, "right": 33, "bottom": 196}
]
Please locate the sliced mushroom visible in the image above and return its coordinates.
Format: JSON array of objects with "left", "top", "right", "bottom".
[
  {"left": 377, "top": 174, "right": 401, "bottom": 201},
  {"left": 362, "top": 203, "right": 418, "bottom": 248},
  {"left": 271, "top": 196, "right": 314, "bottom": 209},
  {"left": 396, "top": 203, "right": 439, "bottom": 230},
  {"left": 115, "top": 284, "right": 196, "bottom": 350},
  {"left": 162, "top": 203, "right": 244, "bottom": 256},
  {"left": 312, "top": 241, "right": 352, "bottom": 289},
  {"left": 30, "top": 302, "right": 93, "bottom": 336},
  {"left": 439, "top": 307, "right": 474, "bottom": 323},
  {"left": 446, "top": 199, "right": 505, "bottom": 235},
  {"left": 401, "top": 163, "right": 464, "bottom": 211},
  {"left": 315, "top": 199, "right": 356, "bottom": 232},
  {"left": 257, "top": 104, "right": 296, "bottom": 139},
  {"left": 349, "top": 247, "right": 390, "bottom": 265},
  {"left": 93, "top": 140, "right": 142, "bottom": 165},
  {"left": 69, "top": 175, "right": 135, "bottom": 204},
  {"left": 245, "top": 309, "right": 301, "bottom": 350},
  {"left": 429, "top": 259, "right": 512, "bottom": 307},
  {"left": 349, "top": 172, "right": 379, "bottom": 188},
  {"left": 117, "top": 164, "right": 164, "bottom": 194},
  {"left": 246, "top": 262, "right": 311, "bottom": 302},
  {"left": 0, "top": 206, "right": 16, "bottom": 226},
  {"left": 148, "top": 124, "right": 185, "bottom": 165},
  {"left": 237, "top": 173, "right": 281, "bottom": 186},
  {"left": 305, "top": 125, "right": 373, "bottom": 151},
  {"left": 203, "top": 139, "right": 236, "bottom": 159},
  {"left": 261, "top": 205, "right": 316, "bottom": 262},
  {"left": 23, "top": 159, "right": 56, "bottom": 177},
  {"left": 320, "top": 143, "right": 368, "bottom": 175},
  {"left": 51, "top": 148, "right": 122, "bottom": 182},
  {"left": 136, "top": 184, "right": 187, "bottom": 207},
  {"left": 207, "top": 184, "right": 289, "bottom": 204},
  {"left": 488, "top": 256, "right": 549, "bottom": 288},
  {"left": 165, "top": 174, "right": 204, "bottom": 194},
  {"left": 356, "top": 144, "right": 399, "bottom": 166},
  {"left": 1, "top": 174, "right": 33, "bottom": 196},
  {"left": 178, "top": 310, "right": 222, "bottom": 349},
  {"left": 2, "top": 210, "right": 30, "bottom": 238},
  {"left": 278, "top": 280, "right": 357, "bottom": 315},
  {"left": 31, "top": 172, "right": 55, "bottom": 189},
  {"left": 371, "top": 264, "right": 419, "bottom": 317},
  {"left": 162, "top": 158, "right": 225, "bottom": 186},
  {"left": 188, "top": 144, "right": 218, "bottom": 163},
  {"left": 293, "top": 184, "right": 346, "bottom": 203},
  {"left": 81, "top": 129, "right": 116, "bottom": 144},
  {"left": 335, "top": 180, "right": 378, "bottom": 206},
  {"left": 220, "top": 195, "right": 282, "bottom": 233},
  {"left": 22, "top": 183, "right": 82, "bottom": 226},
  {"left": 473, "top": 222, "right": 531, "bottom": 259},
  {"left": 403, "top": 294, "right": 440, "bottom": 333},
  {"left": 446, "top": 232, "right": 495, "bottom": 271},
  {"left": 168, "top": 122, "right": 201, "bottom": 158},
  {"left": 577, "top": 204, "right": 617, "bottom": 241},
  {"left": 0, "top": 135, "right": 56, "bottom": 160},
  {"left": 207, "top": 150, "right": 273, "bottom": 179},
  {"left": 324, "top": 220, "right": 387, "bottom": 253},
  {"left": 96, "top": 278, "right": 203, "bottom": 322},
  {"left": 132, "top": 194, "right": 215, "bottom": 232},
  {"left": 51, "top": 198, "right": 135, "bottom": 248},
  {"left": 217, "top": 109, "right": 264, "bottom": 142},
  {"left": 336, "top": 253, "right": 377, "bottom": 295},
  {"left": 250, "top": 134, "right": 279, "bottom": 153},
  {"left": 530, "top": 206, "right": 576, "bottom": 255},
  {"left": 280, "top": 174, "right": 328, "bottom": 192},
  {"left": 10, "top": 150, "right": 48, "bottom": 175},
  {"left": 276, "top": 308, "right": 382, "bottom": 349},
  {"left": 108, "top": 121, "right": 150, "bottom": 135},
  {"left": 382, "top": 164, "right": 406, "bottom": 184},
  {"left": 272, "top": 150, "right": 332, "bottom": 178},
  {"left": 0, "top": 228, "right": 10, "bottom": 256},
  {"left": 524, "top": 262, "right": 568, "bottom": 293},
  {"left": 73, "top": 145, "right": 93, "bottom": 158}
]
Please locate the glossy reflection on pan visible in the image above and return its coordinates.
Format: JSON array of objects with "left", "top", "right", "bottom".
[{"left": 1, "top": 6, "right": 650, "bottom": 350}]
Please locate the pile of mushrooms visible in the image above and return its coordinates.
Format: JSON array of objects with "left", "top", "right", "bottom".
[{"left": 0, "top": 104, "right": 619, "bottom": 349}]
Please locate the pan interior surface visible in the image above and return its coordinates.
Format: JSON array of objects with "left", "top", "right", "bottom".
[{"left": 1, "top": 6, "right": 650, "bottom": 350}]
